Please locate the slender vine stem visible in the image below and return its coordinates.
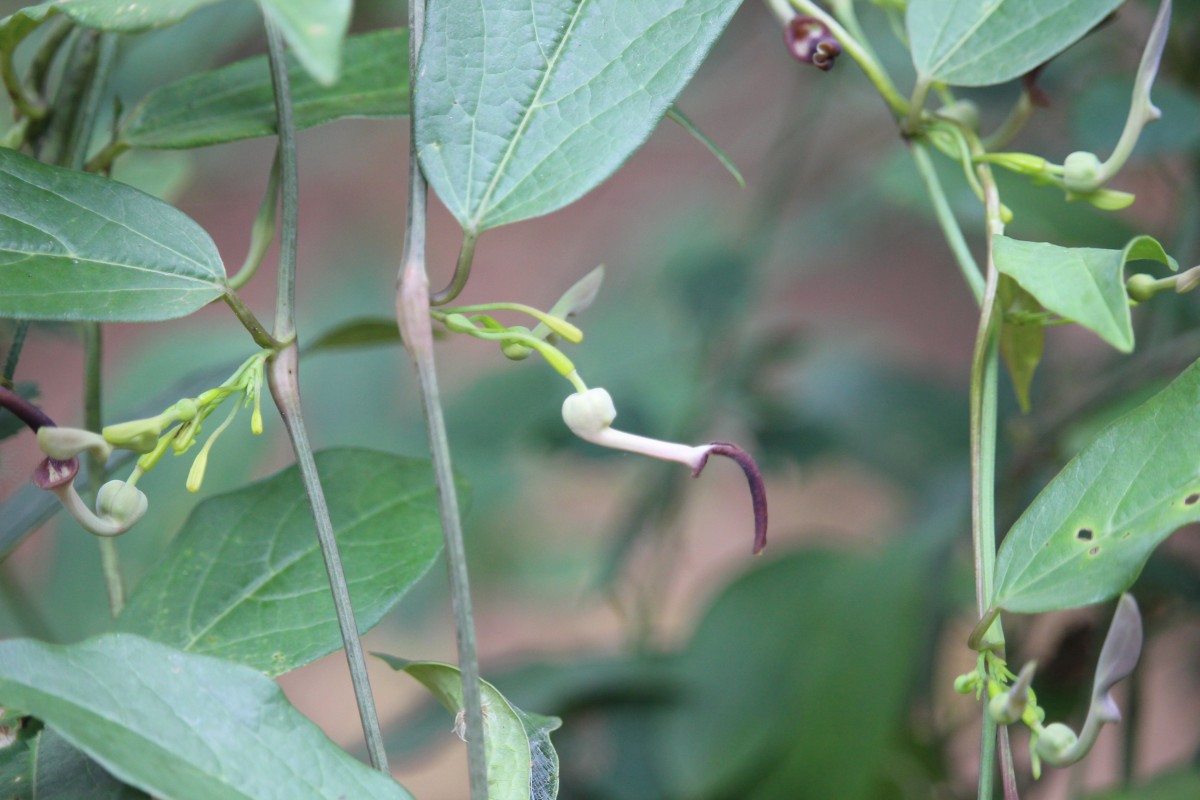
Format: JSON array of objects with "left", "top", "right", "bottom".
[
  {"left": 222, "top": 289, "right": 285, "bottom": 351},
  {"left": 398, "top": 0, "right": 488, "bottom": 795},
  {"left": 262, "top": 16, "right": 388, "bottom": 771},
  {"left": 84, "top": 323, "right": 123, "bottom": 617},
  {"left": 3, "top": 321, "right": 30, "bottom": 386},
  {"left": 911, "top": 140, "right": 984, "bottom": 302}
]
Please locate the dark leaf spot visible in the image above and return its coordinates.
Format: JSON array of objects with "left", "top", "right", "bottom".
[
  {"left": 1185, "top": 493, "right": 1199, "bottom": 506},
  {"left": 1076, "top": 528, "right": 1094, "bottom": 541},
  {"left": 1089, "top": 546, "right": 1100, "bottom": 556}
]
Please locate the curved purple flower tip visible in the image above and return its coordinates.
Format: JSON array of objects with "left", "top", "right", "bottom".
[
  {"left": 0, "top": 384, "right": 55, "bottom": 431},
  {"left": 785, "top": 16, "right": 842, "bottom": 72},
  {"left": 694, "top": 442, "right": 769, "bottom": 555}
]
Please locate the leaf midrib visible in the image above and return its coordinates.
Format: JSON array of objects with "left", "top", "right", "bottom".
[{"left": 467, "top": 0, "right": 594, "bottom": 231}]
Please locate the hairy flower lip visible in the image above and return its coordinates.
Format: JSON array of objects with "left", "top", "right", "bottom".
[
  {"left": 32, "top": 456, "right": 80, "bottom": 490},
  {"left": 693, "top": 442, "right": 768, "bottom": 555}
]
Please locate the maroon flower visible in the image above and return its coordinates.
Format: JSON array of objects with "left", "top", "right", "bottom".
[{"left": 786, "top": 16, "right": 842, "bottom": 71}]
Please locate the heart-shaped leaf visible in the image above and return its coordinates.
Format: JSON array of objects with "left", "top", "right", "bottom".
[
  {"left": 377, "top": 658, "right": 562, "bottom": 800},
  {"left": 416, "top": 0, "right": 742, "bottom": 233},
  {"left": 0, "top": 634, "right": 414, "bottom": 799},
  {"left": 118, "top": 449, "right": 447, "bottom": 676},
  {"left": 123, "top": 29, "right": 409, "bottom": 150},
  {"left": 993, "top": 234, "right": 1176, "bottom": 353},
  {"left": 0, "top": 148, "right": 226, "bottom": 322},
  {"left": 993, "top": 357, "right": 1200, "bottom": 613},
  {"left": 907, "top": 0, "right": 1123, "bottom": 87}
]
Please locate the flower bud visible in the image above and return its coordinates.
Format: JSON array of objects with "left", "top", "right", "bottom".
[
  {"left": 953, "top": 673, "right": 979, "bottom": 695},
  {"left": 1035, "top": 723, "right": 1079, "bottom": 763},
  {"left": 1126, "top": 273, "right": 1159, "bottom": 303},
  {"left": 1063, "top": 151, "right": 1102, "bottom": 193},
  {"left": 501, "top": 326, "right": 534, "bottom": 360},
  {"left": 104, "top": 417, "right": 167, "bottom": 453},
  {"left": 562, "top": 388, "right": 617, "bottom": 438},
  {"left": 96, "top": 480, "right": 148, "bottom": 527},
  {"left": 936, "top": 100, "right": 980, "bottom": 133}
]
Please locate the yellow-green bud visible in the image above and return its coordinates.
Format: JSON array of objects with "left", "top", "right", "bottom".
[
  {"left": 501, "top": 326, "right": 534, "bottom": 360},
  {"left": 1126, "top": 273, "right": 1159, "bottom": 303}
]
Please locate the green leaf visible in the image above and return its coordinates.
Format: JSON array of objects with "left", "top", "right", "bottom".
[
  {"left": 993, "top": 235, "right": 1176, "bottom": 353},
  {"left": 906, "top": 0, "right": 1123, "bottom": 86},
  {"left": 376, "top": 658, "right": 562, "bottom": 800},
  {"left": 1, "top": 1, "right": 221, "bottom": 42},
  {"left": 257, "top": 0, "right": 351, "bottom": 86},
  {"left": 659, "top": 543, "right": 934, "bottom": 798},
  {"left": 118, "top": 449, "right": 445, "bottom": 676},
  {"left": 1, "top": 1, "right": 348, "bottom": 84},
  {"left": 993, "top": 358, "right": 1200, "bottom": 613},
  {"left": 998, "top": 276, "right": 1044, "bottom": 413},
  {"left": 15, "top": 728, "right": 150, "bottom": 800},
  {"left": 305, "top": 316, "right": 404, "bottom": 353},
  {"left": 1084, "top": 769, "right": 1200, "bottom": 800},
  {"left": 0, "top": 148, "right": 226, "bottom": 322},
  {"left": 122, "top": 29, "right": 409, "bottom": 150},
  {"left": 416, "top": 0, "right": 742, "bottom": 233},
  {"left": 0, "top": 634, "right": 413, "bottom": 799}
]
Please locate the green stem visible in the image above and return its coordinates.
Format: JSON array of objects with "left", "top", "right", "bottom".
[
  {"left": 983, "top": 91, "right": 1034, "bottom": 152},
  {"left": 84, "top": 323, "right": 124, "bottom": 617},
  {"left": 905, "top": 76, "right": 932, "bottom": 135},
  {"left": 970, "top": 144, "right": 1007, "bottom": 800},
  {"left": 227, "top": 146, "right": 281, "bottom": 291},
  {"left": 62, "top": 33, "right": 116, "bottom": 170},
  {"left": 3, "top": 320, "right": 30, "bottom": 384},
  {"left": 264, "top": 19, "right": 298, "bottom": 343},
  {"left": 27, "top": 17, "right": 73, "bottom": 99},
  {"left": 261, "top": 17, "right": 388, "bottom": 772},
  {"left": 399, "top": 0, "right": 488, "bottom": 795},
  {"left": 911, "top": 140, "right": 984, "bottom": 302},
  {"left": 1, "top": 24, "right": 46, "bottom": 120},
  {"left": 267, "top": 346, "right": 389, "bottom": 771},
  {"left": 430, "top": 231, "right": 479, "bottom": 306},
  {"left": 222, "top": 289, "right": 286, "bottom": 351},
  {"left": 786, "top": 0, "right": 908, "bottom": 118}
]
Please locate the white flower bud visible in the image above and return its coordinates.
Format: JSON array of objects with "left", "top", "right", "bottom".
[{"left": 562, "top": 388, "right": 617, "bottom": 438}]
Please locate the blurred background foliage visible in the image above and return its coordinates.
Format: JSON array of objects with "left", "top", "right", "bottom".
[{"left": 1, "top": 0, "right": 1199, "bottom": 797}]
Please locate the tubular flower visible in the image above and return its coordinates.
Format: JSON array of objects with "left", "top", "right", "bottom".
[{"left": 562, "top": 388, "right": 768, "bottom": 554}]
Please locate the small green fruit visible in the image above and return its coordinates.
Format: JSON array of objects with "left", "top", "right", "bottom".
[{"left": 1063, "top": 151, "right": 1102, "bottom": 193}]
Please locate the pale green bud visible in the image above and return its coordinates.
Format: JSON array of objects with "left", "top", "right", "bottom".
[
  {"left": 1063, "top": 151, "right": 1102, "bottom": 193},
  {"left": 501, "top": 326, "right": 534, "bottom": 360},
  {"left": 1126, "top": 273, "right": 1159, "bottom": 303},
  {"left": 1035, "top": 723, "right": 1079, "bottom": 763},
  {"left": 96, "top": 480, "right": 148, "bottom": 527}
]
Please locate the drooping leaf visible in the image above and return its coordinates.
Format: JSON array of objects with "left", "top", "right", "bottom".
[
  {"left": 416, "top": 0, "right": 743, "bottom": 233},
  {"left": 118, "top": 449, "right": 446, "bottom": 676},
  {"left": 906, "top": 0, "right": 1123, "bottom": 86},
  {"left": 993, "top": 358, "right": 1200, "bottom": 613},
  {"left": 0, "top": 634, "right": 414, "bottom": 799},
  {"left": 993, "top": 235, "right": 1176, "bottom": 353},
  {"left": 998, "top": 276, "right": 1044, "bottom": 413},
  {"left": 122, "top": 29, "right": 408, "bottom": 150},
  {"left": 376, "top": 658, "right": 562, "bottom": 800},
  {"left": 257, "top": 0, "right": 351, "bottom": 86},
  {"left": 0, "top": 148, "right": 226, "bottom": 322},
  {"left": 1, "top": 1, "right": 349, "bottom": 85}
]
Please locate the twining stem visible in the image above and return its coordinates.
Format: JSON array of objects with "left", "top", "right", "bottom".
[
  {"left": 398, "top": 0, "right": 488, "bottom": 795},
  {"left": 222, "top": 289, "right": 285, "bottom": 351},
  {"left": 911, "top": 140, "right": 984, "bottom": 302},
  {"left": 262, "top": 17, "right": 388, "bottom": 771},
  {"left": 84, "top": 323, "right": 123, "bottom": 617},
  {"left": 969, "top": 142, "right": 1007, "bottom": 800}
]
